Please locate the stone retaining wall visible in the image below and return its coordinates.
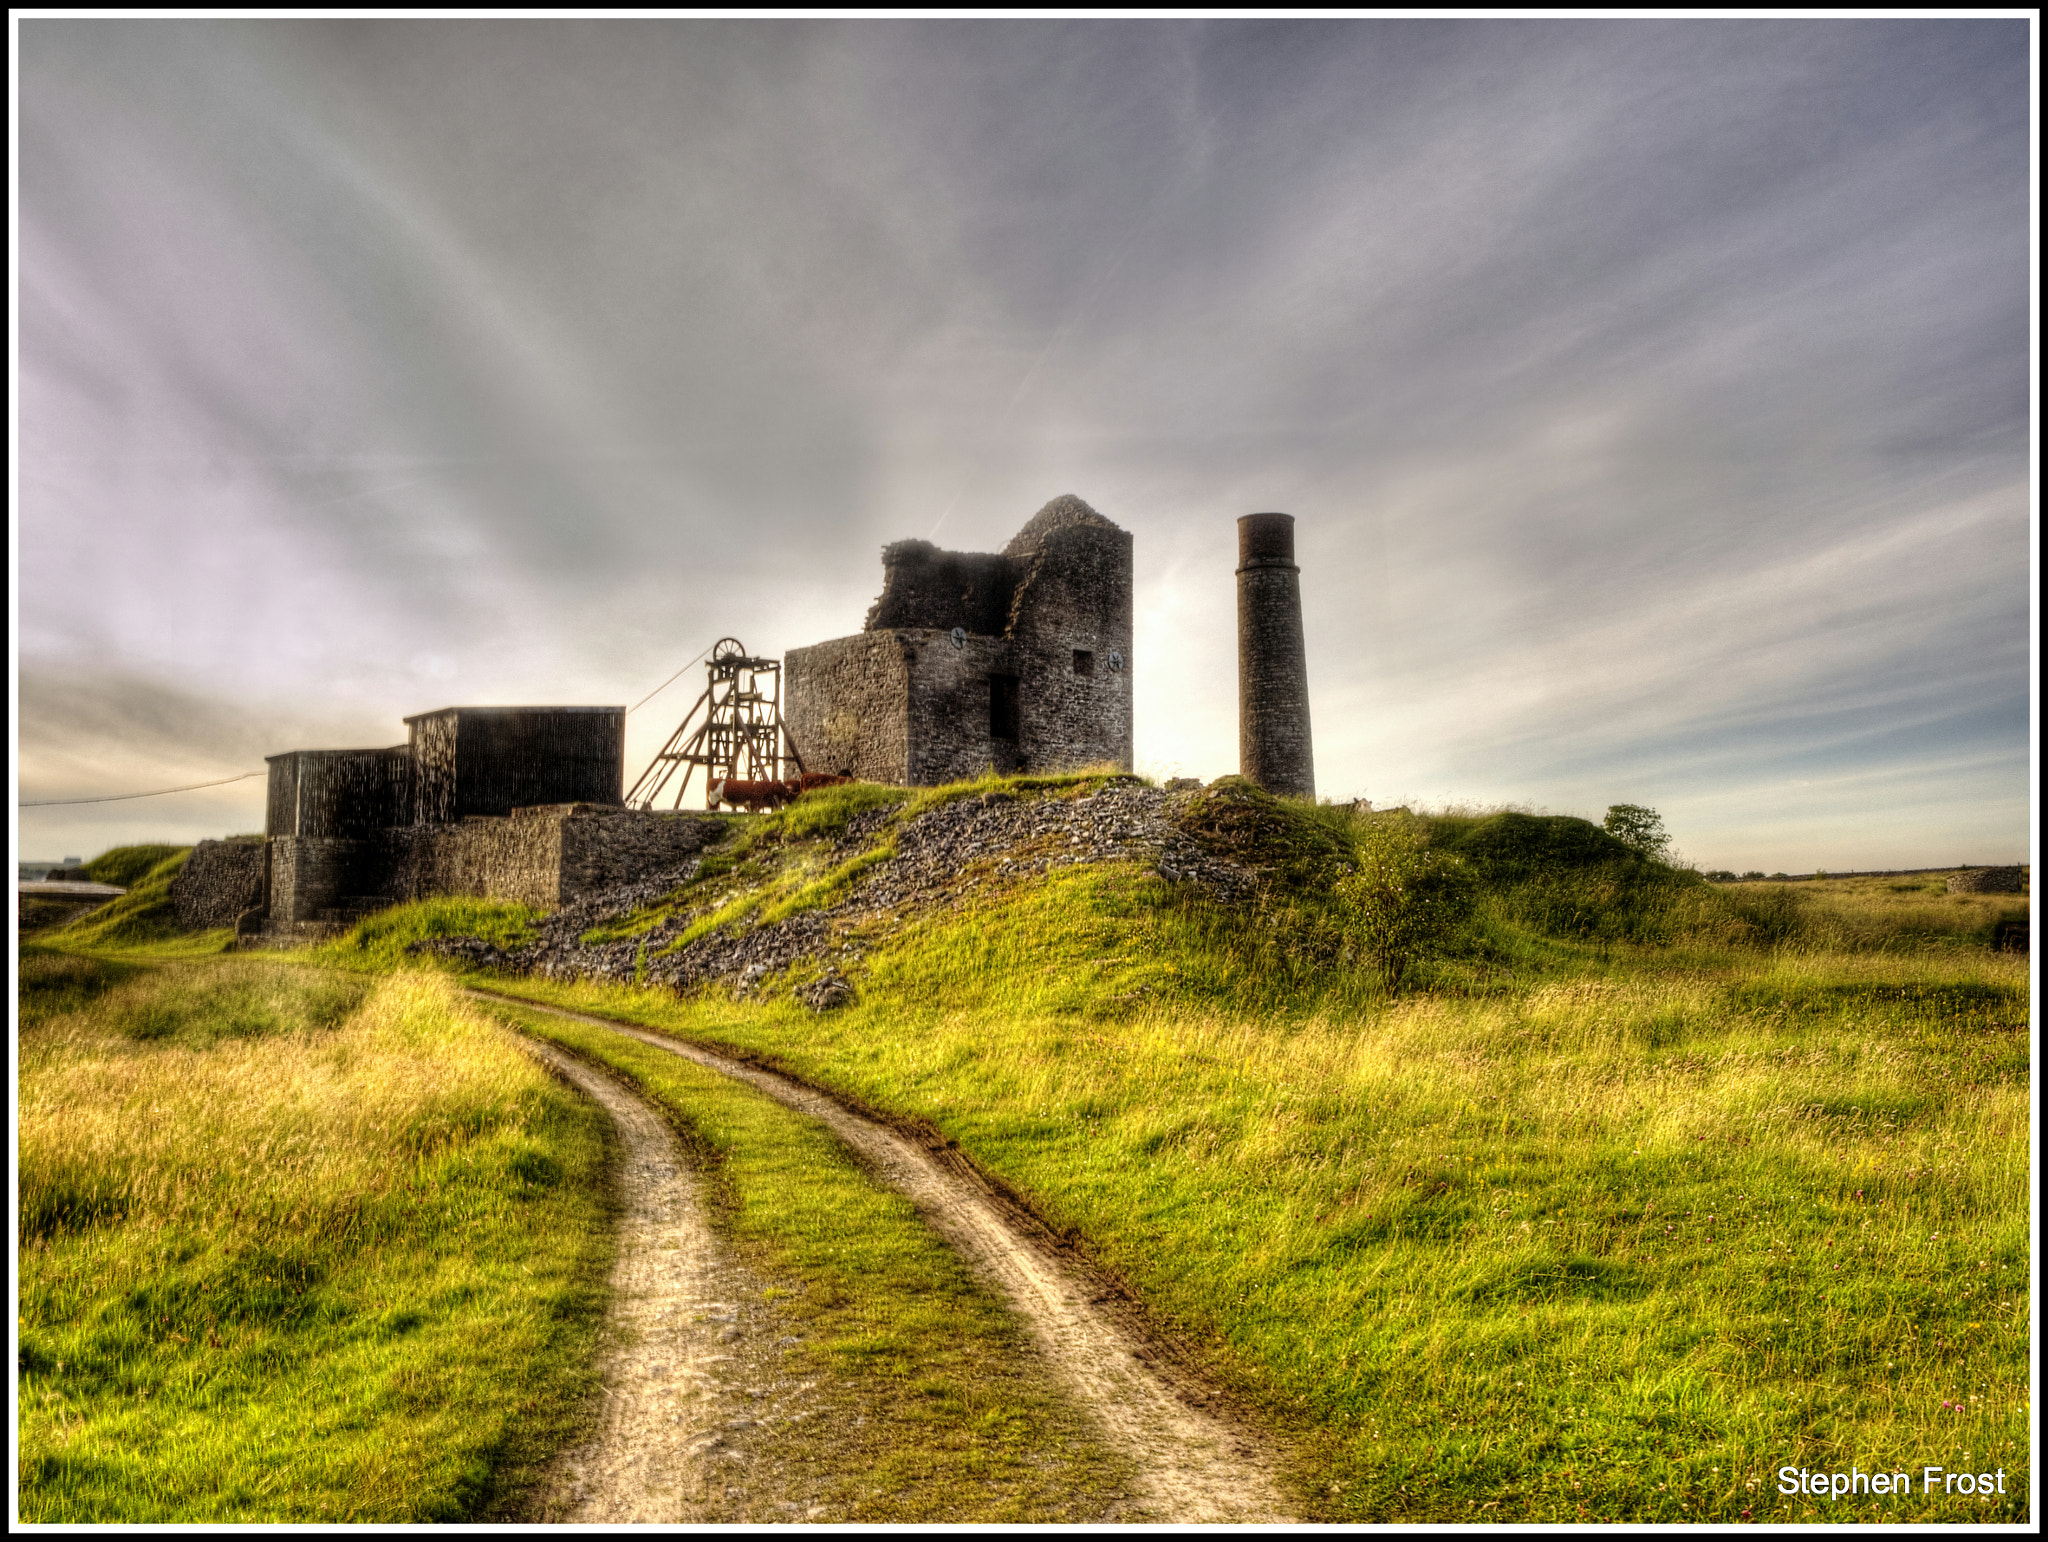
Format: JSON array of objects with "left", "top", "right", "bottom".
[{"left": 170, "top": 838, "right": 267, "bottom": 930}]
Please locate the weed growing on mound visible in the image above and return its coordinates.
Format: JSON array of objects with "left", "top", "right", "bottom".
[
  {"left": 17, "top": 962, "right": 612, "bottom": 1523},
  {"left": 45, "top": 848, "right": 198, "bottom": 949},
  {"left": 83, "top": 844, "right": 190, "bottom": 889}
]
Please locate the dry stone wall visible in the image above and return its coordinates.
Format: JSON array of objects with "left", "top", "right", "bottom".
[
  {"left": 169, "top": 837, "right": 267, "bottom": 930},
  {"left": 785, "top": 632, "right": 914, "bottom": 782},
  {"left": 1948, "top": 866, "right": 2026, "bottom": 894},
  {"left": 365, "top": 805, "right": 720, "bottom": 912},
  {"left": 269, "top": 836, "right": 362, "bottom": 923}
]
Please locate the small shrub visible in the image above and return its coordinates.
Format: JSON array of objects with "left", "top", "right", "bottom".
[{"left": 1334, "top": 818, "right": 1478, "bottom": 990}]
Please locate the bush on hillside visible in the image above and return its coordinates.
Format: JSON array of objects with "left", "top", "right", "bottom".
[
  {"left": 1333, "top": 818, "right": 1477, "bottom": 990},
  {"left": 1417, "top": 811, "right": 1640, "bottom": 879},
  {"left": 1601, "top": 803, "right": 1671, "bottom": 861}
]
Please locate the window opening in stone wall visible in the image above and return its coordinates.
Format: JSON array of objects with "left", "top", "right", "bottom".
[
  {"left": 1073, "top": 649, "right": 1094, "bottom": 676},
  {"left": 989, "top": 674, "right": 1021, "bottom": 740}
]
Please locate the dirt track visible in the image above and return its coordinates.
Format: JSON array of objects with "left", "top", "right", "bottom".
[{"left": 488, "top": 991, "right": 1295, "bottom": 1524}]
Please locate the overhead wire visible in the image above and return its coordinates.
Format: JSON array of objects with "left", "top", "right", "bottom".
[
  {"left": 19, "top": 771, "right": 267, "bottom": 807},
  {"left": 24, "top": 647, "right": 716, "bottom": 808}
]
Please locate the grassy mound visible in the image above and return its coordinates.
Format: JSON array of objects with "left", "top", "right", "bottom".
[
  {"left": 83, "top": 844, "right": 191, "bottom": 889},
  {"left": 46, "top": 847, "right": 196, "bottom": 949}
]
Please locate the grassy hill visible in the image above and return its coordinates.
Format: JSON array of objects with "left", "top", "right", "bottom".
[{"left": 22, "top": 782, "right": 2031, "bottom": 1521}]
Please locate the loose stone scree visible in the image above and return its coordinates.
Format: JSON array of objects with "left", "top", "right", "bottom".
[{"left": 1236, "top": 512, "right": 1315, "bottom": 799}]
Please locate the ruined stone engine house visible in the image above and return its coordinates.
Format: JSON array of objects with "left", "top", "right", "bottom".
[
  {"left": 785, "top": 494, "right": 1134, "bottom": 783},
  {"left": 211, "top": 494, "right": 1183, "bottom": 942}
]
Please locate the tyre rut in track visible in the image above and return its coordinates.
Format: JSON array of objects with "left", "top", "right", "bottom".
[
  {"left": 517, "top": 1040, "right": 825, "bottom": 1523},
  {"left": 485, "top": 991, "right": 1295, "bottom": 1523}
]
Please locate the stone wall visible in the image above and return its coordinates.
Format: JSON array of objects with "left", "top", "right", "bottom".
[
  {"left": 1002, "top": 502, "right": 1133, "bottom": 775},
  {"left": 170, "top": 837, "right": 267, "bottom": 931},
  {"left": 373, "top": 804, "right": 719, "bottom": 910},
  {"left": 785, "top": 632, "right": 914, "bottom": 783},
  {"left": 558, "top": 805, "right": 720, "bottom": 896},
  {"left": 902, "top": 630, "right": 1023, "bottom": 781},
  {"left": 267, "top": 748, "right": 410, "bottom": 837},
  {"left": 1948, "top": 866, "right": 2026, "bottom": 894},
  {"left": 405, "top": 706, "right": 624, "bottom": 823},
  {"left": 865, "top": 541, "right": 1020, "bottom": 635},
  {"left": 788, "top": 494, "right": 1133, "bottom": 787},
  {"left": 269, "top": 835, "right": 362, "bottom": 923}
]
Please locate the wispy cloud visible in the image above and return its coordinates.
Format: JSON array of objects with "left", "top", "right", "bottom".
[{"left": 17, "top": 19, "right": 2031, "bottom": 868}]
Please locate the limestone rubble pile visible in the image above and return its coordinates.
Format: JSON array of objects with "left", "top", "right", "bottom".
[{"left": 407, "top": 782, "right": 1257, "bottom": 1004}]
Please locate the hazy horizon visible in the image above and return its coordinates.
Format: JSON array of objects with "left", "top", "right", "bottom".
[{"left": 15, "top": 18, "right": 2035, "bottom": 873}]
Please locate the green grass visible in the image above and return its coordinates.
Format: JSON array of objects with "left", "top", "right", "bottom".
[
  {"left": 35, "top": 805, "right": 2031, "bottom": 1521},
  {"left": 42, "top": 849, "right": 203, "bottom": 949},
  {"left": 473, "top": 999, "right": 1133, "bottom": 1521},
  {"left": 17, "top": 961, "right": 615, "bottom": 1523},
  {"left": 428, "top": 780, "right": 2028, "bottom": 1524},
  {"left": 313, "top": 897, "right": 543, "bottom": 971}
]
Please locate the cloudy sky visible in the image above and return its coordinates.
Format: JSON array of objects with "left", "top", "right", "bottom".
[{"left": 15, "top": 17, "right": 2034, "bottom": 872}]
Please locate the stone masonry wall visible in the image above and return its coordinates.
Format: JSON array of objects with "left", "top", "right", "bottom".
[
  {"left": 785, "top": 632, "right": 914, "bottom": 783},
  {"left": 558, "top": 806, "right": 721, "bottom": 896},
  {"left": 269, "top": 836, "right": 362, "bottom": 923},
  {"left": 405, "top": 707, "right": 624, "bottom": 824},
  {"left": 372, "top": 804, "right": 719, "bottom": 910},
  {"left": 171, "top": 838, "right": 267, "bottom": 931},
  {"left": 1002, "top": 507, "right": 1133, "bottom": 775},
  {"left": 904, "top": 631, "right": 1022, "bottom": 781}
]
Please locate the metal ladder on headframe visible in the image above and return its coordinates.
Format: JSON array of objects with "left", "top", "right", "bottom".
[{"left": 625, "top": 638, "right": 805, "bottom": 810}]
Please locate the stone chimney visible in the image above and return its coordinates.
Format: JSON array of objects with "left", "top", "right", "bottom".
[{"left": 1236, "top": 512, "right": 1314, "bottom": 799}]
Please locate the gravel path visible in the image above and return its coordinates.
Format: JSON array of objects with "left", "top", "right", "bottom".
[
  {"left": 490, "top": 991, "right": 1295, "bottom": 1524},
  {"left": 517, "top": 1040, "right": 829, "bottom": 1523}
]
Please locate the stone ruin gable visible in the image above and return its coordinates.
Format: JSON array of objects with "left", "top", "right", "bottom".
[
  {"left": 405, "top": 705, "right": 625, "bottom": 825},
  {"left": 863, "top": 541, "right": 1020, "bottom": 635},
  {"left": 374, "top": 804, "right": 720, "bottom": 911},
  {"left": 170, "top": 838, "right": 267, "bottom": 931},
  {"left": 784, "top": 494, "right": 1133, "bottom": 785}
]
